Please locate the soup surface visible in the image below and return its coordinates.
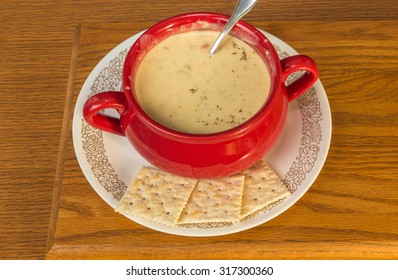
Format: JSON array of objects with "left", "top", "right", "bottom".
[{"left": 134, "top": 30, "right": 271, "bottom": 134}]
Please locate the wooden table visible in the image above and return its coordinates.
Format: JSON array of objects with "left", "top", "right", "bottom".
[{"left": 1, "top": 0, "right": 397, "bottom": 259}]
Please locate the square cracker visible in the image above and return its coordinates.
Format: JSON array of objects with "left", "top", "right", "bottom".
[
  {"left": 240, "top": 159, "right": 291, "bottom": 218},
  {"left": 177, "top": 174, "right": 244, "bottom": 224},
  {"left": 115, "top": 166, "right": 197, "bottom": 226}
]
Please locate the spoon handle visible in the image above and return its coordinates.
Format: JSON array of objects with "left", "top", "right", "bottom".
[{"left": 209, "top": 0, "right": 257, "bottom": 55}]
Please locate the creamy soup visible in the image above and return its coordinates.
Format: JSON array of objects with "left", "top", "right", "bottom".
[{"left": 133, "top": 30, "right": 271, "bottom": 134}]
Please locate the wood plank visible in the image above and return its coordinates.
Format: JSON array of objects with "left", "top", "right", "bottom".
[{"left": 46, "top": 20, "right": 398, "bottom": 259}]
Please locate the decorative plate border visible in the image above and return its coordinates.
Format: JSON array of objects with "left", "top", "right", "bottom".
[
  {"left": 273, "top": 44, "right": 322, "bottom": 192},
  {"left": 81, "top": 49, "right": 128, "bottom": 201},
  {"left": 73, "top": 30, "right": 331, "bottom": 236}
]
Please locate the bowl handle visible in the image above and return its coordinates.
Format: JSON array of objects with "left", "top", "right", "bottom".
[
  {"left": 280, "top": 55, "right": 319, "bottom": 102},
  {"left": 82, "top": 91, "right": 128, "bottom": 136}
]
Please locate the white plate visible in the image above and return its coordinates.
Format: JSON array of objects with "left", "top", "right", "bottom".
[{"left": 72, "top": 30, "right": 331, "bottom": 236}]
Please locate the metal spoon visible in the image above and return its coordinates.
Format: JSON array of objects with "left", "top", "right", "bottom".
[{"left": 209, "top": 0, "right": 257, "bottom": 55}]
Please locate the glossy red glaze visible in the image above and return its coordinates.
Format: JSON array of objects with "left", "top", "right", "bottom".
[{"left": 83, "top": 12, "right": 319, "bottom": 178}]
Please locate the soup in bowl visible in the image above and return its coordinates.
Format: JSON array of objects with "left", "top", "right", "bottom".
[{"left": 83, "top": 12, "right": 318, "bottom": 178}]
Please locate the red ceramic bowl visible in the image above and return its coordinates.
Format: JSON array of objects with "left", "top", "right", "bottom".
[{"left": 83, "top": 12, "right": 318, "bottom": 178}]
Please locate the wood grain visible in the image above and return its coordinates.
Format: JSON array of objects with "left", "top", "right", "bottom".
[
  {"left": 45, "top": 24, "right": 81, "bottom": 257},
  {"left": 0, "top": 0, "right": 397, "bottom": 259},
  {"left": 44, "top": 20, "right": 398, "bottom": 259}
]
